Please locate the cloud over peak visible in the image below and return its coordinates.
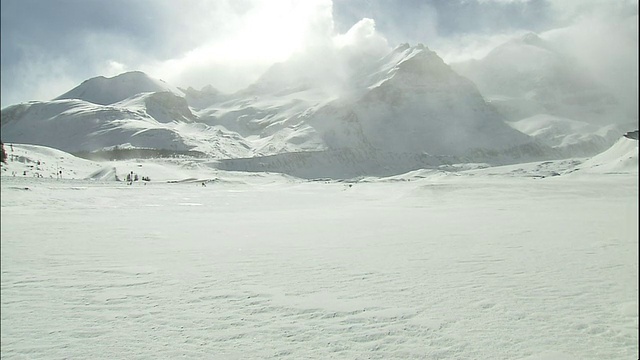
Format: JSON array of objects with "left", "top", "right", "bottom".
[{"left": 1, "top": 0, "right": 637, "bottom": 115}]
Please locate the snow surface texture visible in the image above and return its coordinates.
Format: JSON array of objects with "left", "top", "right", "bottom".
[{"left": 1, "top": 142, "right": 638, "bottom": 359}]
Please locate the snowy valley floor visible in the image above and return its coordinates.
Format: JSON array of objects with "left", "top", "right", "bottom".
[{"left": 1, "top": 166, "right": 638, "bottom": 359}]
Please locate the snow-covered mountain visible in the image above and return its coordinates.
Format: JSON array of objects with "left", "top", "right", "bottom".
[
  {"left": 306, "top": 44, "right": 531, "bottom": 155},
  {"left": 0, "top": 94, "right": 253, "bottom": 158},
  {"left": 54, "top": 71, "right": 181, "bottom": 105},
  {"left": 196, "top": 44, "right": 533, "bottom": 159},
  {"left": 507, "top": 114, "right": 630, "bottom": 157},
  {"left": 0, "top": 99, "right": 187, "bottom": 153},
  {"left": 451, "top": 33, "right": 625, "bottom": 125},
  {"left": 1, "top": 40, "right": 632, "bottom": 178}
]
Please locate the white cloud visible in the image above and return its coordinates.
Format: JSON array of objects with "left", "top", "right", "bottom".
[
  {"left": 103, "top": 61, "right": 127, "bottom": 77},
  {"left": 1, "top": 0, "right": 637, "bottom": 113},
  {"left": 433, "top": 31, "right": 530, "bottom": 63},
  {"left": 142, "top": 0, "right": 390, "bottom": 95},
  {"left": 546, "top": 0, "right": 638, "bottom": 25},
  {"left": 235, "top": 15, "right": 390, "bottom": 97},
  {"left": 142, "top": 0, "right": 337, "bottom": 93},
  {"left": 542, "top": 13, "right": 638, "bottom": 118},
  {"left": 334, "top": 18, "right": 388, "bottom": 53},
  {"left": 437, "top": 0, "right": 637, "bottom": 121},
  {"left": 1, "top": 0, "right": 340, "bottom": 104},
  {"left": 0, "top": 44, "right": 79, "bottom": 106}
]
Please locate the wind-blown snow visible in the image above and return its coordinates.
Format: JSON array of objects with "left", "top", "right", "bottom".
[
  {"left": 451, "top": 33, "right": 626, "bottom": 126},
  {"left": 1, "top": 143, "right": 638, "bottom": 359}
]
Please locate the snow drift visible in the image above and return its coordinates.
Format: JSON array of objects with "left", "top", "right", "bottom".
[{"left": 575, "top": 136, "right": 638, "bottom": 174}]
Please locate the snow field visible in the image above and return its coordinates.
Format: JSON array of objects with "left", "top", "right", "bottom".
[{"left": 1, "top": 172, "right": 637, "bottom": 359}]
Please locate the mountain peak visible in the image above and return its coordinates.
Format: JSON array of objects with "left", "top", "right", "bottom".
[
  {"left": 520, "top": 32, "right": 543, "bottom": 45},
  {"left": 393, "top": 43, "right": 411, "bottom": 53},
  {"left": 392, "top": 44, "right": 450, "bottom": 80},
  {"left": 107, "top": 71, "right": 156, "bottom": 82},
  {"left": 55, "top": 71, "right": 179, "bottom": 106},
  {"left": 108, "top": 70, "right": 146, "bottom": 77},
  {"left": 497, "top": 32, "right": 555, "bottom": 54},
  {"left": 414, "top": 43, "right": 427, "bottom": 50}
]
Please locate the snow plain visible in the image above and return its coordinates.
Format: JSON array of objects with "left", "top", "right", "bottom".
[{"left": 1, "top": 144, "right": 638, "bottom": 359}]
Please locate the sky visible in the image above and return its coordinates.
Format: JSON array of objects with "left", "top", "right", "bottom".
[{"left": 0, "top": 0, "right": 638, "bottom": 109}]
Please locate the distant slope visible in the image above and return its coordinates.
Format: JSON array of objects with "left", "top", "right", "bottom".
[
  {"left": 0, "top": 143, "right": 221, "bottom": 182},
  {"left": 508, "top": 114, "right": 626, "bottom": 157},
  {"left": 575, "top": 136, "right": 638, "bottom": 174},
  {"left": 451, "top": 33, "right": 623, "bottom": 124},
  {"left": 114, "top": 91, "right": 196, "bottom": 124},
  {"left": 54, "top": 71, "right": 181, "bottom": 105},
  {"left": 0, "top": 143, "right": 102, "bottom": 179},
  {"left": 0, "top": 97, "right": 252, "bottom": 158},
  {"left": 180, "top": 85, "right": 225, "bottom": 111},
  {"left": 0, "top": 99, "right": 190, "bottom": 153}
]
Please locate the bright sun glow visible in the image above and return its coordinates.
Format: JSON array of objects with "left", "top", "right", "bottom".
[{"left": 150, "top": 0, "right": 334, "bottom": 90}]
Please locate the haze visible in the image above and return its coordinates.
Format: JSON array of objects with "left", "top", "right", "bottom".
[{"left": 1, "top": 0, "right": 637, "bottom": 114}]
